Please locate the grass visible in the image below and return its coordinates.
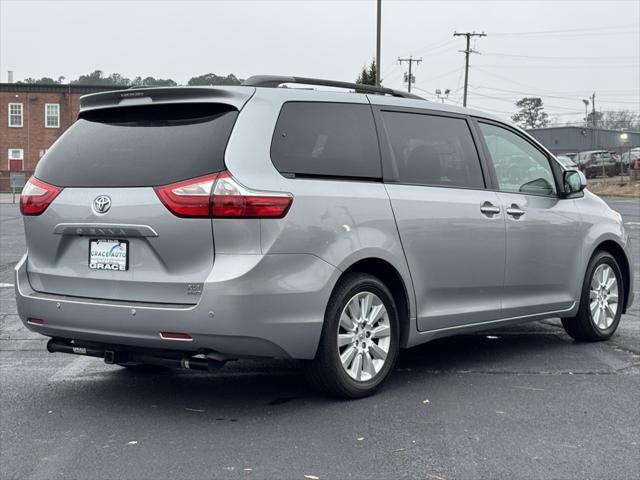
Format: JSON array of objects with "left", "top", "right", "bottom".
[{"left": 587, "top": 179, "right": 640, "bottom": 198}]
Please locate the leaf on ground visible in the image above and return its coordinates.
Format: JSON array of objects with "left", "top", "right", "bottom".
[
  {"left": 357, "top": 437, "right": 365, "bottom": 441},
  {"left": 304, "top": 475, "right": 320, "bottom": 480}
]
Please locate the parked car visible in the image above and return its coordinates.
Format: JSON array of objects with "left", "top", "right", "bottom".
[
  {"left": 556, "top": 155, "right": 579, "bottom": 170},
  {"left": 610, "top": 151, "right": 626, "bottom": 174},
  {"left": 621, "top": 148, "right": 640, "bottom": 170},
  {"left": 575, "top": 150, "right": 617, "bottom": 178},
  {"left": 16, "top": 76, "right": 634, "bottom": 398}
]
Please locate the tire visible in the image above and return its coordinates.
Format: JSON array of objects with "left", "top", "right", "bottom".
[
  {"left": 561, "top": 251, "right": 624, "bottom": 341},
  {"left": 305, "top": 272, "right": 399, "bottom": 399}
]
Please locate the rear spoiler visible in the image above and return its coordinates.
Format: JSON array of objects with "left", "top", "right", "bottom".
[{"left": 79, "top": 86, "right": 255, "bottom": 113}]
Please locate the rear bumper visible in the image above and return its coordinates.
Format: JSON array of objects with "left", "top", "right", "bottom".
[{"left": 15, "top": 253, "right": 339, "bottom": 359}]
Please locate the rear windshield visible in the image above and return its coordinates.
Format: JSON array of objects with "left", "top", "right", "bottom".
[{"left": 35, "top": 103, "right": 238, "bottom": 187}]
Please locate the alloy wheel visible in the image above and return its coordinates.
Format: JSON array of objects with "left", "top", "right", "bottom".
[
  {"left": 337, "top": 291, "right": 391, "bottom": 381},
  {"left": 589, "top": 264, "right": 619, "bottom": 330}
]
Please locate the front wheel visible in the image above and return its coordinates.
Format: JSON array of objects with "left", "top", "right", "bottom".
[
  {"left": 562, "top": 251, "right": 624, "bottom": 341},
  {"left": 305, "top": 273, "right": 399, "bottom": 398}
]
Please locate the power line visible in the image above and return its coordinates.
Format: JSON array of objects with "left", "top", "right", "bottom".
[
  {"left": 397, "top": 56, "right": 422, "bottom": 93},
  {"left": 491, "top": 24, "right": 639, "bottom": 37},
  {"left": 469, "top": 85, "right": 640, "bottom": 104},
  {"left": 407, "top": 38, "right": 456, "bottom": 57},
  {"left": 453, "top": 31, "right": 486, "bottom": 107},
  {"left": 473, "top": 67, "right": 639, "bottom": 97},
  {"left": 481, "top": 52, "right": 635, "bottom": 61},
  {"left": 473, "top": 63, "right": 640, "bottom": 69},
  {"left": 415, "top": 66, "right": 463, "bottom": 85}
]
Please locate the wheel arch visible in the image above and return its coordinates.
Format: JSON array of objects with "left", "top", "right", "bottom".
[
  {"left": 591, "top": 240, "right": 631, "bottom": 314},
  {"left": 340, "top": 257, "right": 413, "bottom": 347}
]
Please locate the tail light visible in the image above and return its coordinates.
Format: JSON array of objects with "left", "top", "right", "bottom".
[
  {"left": 20, "top": 177, "right": 63, "bottom": 216},
  {"left": 155, "top": 171, "right": 293, "bottom": 219}
]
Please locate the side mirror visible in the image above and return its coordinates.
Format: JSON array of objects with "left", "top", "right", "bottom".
[{"left": 563, "top": 169, "right": 586, "bottom": 194}]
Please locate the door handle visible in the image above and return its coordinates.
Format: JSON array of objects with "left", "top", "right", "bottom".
[
  {"left": 506, "top": 204, "right": 525, "bottom": 218},
  {"left": 480, "top": 201, "right": 501, "bottom": 216}
]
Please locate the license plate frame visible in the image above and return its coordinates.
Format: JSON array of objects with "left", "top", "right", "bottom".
[{"left": 88, "top": 238, "right": 129, "bottom": 271}]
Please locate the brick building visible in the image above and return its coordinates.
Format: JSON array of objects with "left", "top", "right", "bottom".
[{"left": 0, "top": 83, "right": 127, "bottom": 190}]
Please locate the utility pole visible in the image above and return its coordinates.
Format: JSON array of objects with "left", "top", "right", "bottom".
[
  {"left": 453, "top": 31, "right": 486, "bottom": 107},
  {"left": 398, "top": 56, "right": 422, "bottom": 93},
  {"left": 590, "top": 92, "right": 597, "bottom": 128},
  {"left": 375, "top": 0, "right": 381, "bottom": 86}
]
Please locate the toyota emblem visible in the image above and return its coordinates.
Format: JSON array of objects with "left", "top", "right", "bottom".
[{"left": 92, "top": 195, "right": 112, "bottom": 215}]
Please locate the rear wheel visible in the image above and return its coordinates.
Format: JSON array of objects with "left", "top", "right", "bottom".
[
  {"left": 305, "top": 273, "right": 399, "bottom": 398},
  {"left": 562, "top": 251, "right": 624, "bottom": 341}
]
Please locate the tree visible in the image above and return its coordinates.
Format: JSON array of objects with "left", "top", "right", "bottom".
[
  {"left": 131, "top": 76, "right": 177, "bottom": 87},
  {"left": 586, "top": 110, "right": 603, "bottom": 128},
  {"left": 187, "top": 73, "right": 241, "bottom": 86},
  {"left": 18, "top": 77, "right": 59, "bottom": 84},
  {"left": 71, "top": 70, "right": 178, "bottom": 87},
  {"left": 72, "top": 70, "right": 117, "bottom": 85},
  {"left": 598, "top": 110, "right": 640, "bottom": 131},
  {"left": 511, "top": 97, "right": 549, "bottom": 129},
  {"left": 356, "top": 59, "right": 377, "bottom": 85}
]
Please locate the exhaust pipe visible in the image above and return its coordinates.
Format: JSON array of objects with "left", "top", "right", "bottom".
[{"left": 46, "top": 339, "right": 225, "bottom": 372}]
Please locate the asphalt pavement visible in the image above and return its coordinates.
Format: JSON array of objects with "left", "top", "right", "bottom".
[{"left": 1, "top": 198, "right": 639, "bottom": 480}]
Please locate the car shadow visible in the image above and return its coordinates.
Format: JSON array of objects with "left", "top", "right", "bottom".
[{"left": 39, "top": 320, "right": 589, "bottom": 417}]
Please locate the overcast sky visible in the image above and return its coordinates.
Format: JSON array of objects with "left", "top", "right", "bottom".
[{"left": 1, "top": 0, "right": 638, "bottom": 124}]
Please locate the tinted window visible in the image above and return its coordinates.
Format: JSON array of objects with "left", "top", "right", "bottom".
[
  {"left": 271, "top": 102, "right": 381, "bottom": 179},
  {"left": 380, "top": 111, "right": 484, "bottom": 188},
  {"left": 479, "top": 122, "right": 557, "bottom": 196},
  {"left": 35, "top": 103, "right": 238, "bottom": 187}
]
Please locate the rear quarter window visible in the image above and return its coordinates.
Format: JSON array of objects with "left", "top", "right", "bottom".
[{"left": 270, "top": 102, "right": 381, "bottom": 180}]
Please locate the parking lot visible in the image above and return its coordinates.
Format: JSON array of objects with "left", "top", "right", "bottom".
[{"left": 1, "top": 198, "right": 639, "bottom": 480}]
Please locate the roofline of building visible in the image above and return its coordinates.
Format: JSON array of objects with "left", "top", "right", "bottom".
[
  {"left": 0, "top": 83, "right": 130, "bottom": 93},
  {"left": 527, "top": 125, "right": 640, "bottom": 135}
]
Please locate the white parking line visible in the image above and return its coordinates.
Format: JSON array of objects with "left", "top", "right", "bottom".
[{"left": 0, "top": 283, "right": 14, "bottom": 288}]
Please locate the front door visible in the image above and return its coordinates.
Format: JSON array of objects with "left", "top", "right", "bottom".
[{"left": 477, "top": 121, "right": 582, "bottom": 318}]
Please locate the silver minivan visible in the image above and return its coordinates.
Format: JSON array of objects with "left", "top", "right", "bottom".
[{"left": 16, "top": 76, "right": 634, "bottom": 398}]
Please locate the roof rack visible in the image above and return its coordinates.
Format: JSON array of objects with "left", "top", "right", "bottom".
[{"left": 242, "top": 75, "right": 425, "bottom": 100}]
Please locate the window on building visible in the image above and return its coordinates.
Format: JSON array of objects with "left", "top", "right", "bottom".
[
  {"left": 45, "top": 103, "right": 60, "bottom": 128},
  {"left": 8, "top": 103, "right": 23, "bottom": 127},
  {"left": 8, "top": 148, "right": 24, "bottom": 171}
]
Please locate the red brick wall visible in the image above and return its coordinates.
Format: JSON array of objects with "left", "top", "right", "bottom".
[{"left": 0, "top": 89, "right": 80, "bottom": 174}]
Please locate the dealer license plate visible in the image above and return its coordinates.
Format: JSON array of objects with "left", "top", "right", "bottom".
[{"left": 89, "top": 239, "right": 129, "bottom": 271}]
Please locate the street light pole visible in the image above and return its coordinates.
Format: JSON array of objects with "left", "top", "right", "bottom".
[
  {"left": 582, "top": 99, "right": 589, "bottom": 127},
  {"left": 375, "top": 0, "right": 381, "bottom": 86},
  {"left": 620, "top": 133, "right": 629, "bottom": 186}
]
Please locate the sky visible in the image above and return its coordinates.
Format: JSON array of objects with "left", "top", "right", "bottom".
[{"left": 1, "top": 0, "right": 639, "bottom": 124}]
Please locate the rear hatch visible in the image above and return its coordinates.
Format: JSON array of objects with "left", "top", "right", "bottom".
[{"left": 23, "top": 88, "right": 251, "bottom": 304}]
